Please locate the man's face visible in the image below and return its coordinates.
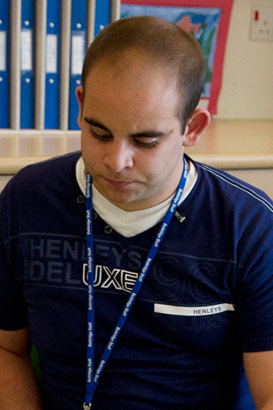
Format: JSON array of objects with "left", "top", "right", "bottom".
[{"left": 78, "top": 51, "right": 187, "bottom": 211}]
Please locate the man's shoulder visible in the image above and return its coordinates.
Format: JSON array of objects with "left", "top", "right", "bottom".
[
  {"left": 18, "top": 151, "right": 81, "bottom": 178},
  {"left": 5, "top": 151, "right": 81, "bottom": 193},
  {"left": 193, "top": 158, "right": 273, "bottom": 215}
]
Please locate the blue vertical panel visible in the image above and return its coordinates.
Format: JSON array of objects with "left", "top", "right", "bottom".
[
  {"left": 20, "top": 0, "right": 35, "bottom": 129},
  {"left": 0, "top": 1, "right": 10, "bottom": 128},
  {"left": 44, "top": 0, "right": 61, "bottom": 129},
  {"left": 94, "top": 0, "right": 111, "bottom": 37},
  {"left": 68, "top": 0, "right": 86, "bottom": 130}
]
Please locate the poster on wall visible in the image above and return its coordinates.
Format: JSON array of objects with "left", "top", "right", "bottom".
[{"left": 121, "top": 0, "right": 234, "bottom": 115}]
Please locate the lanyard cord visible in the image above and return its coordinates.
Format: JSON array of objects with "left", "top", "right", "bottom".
[{"left": 83, "top": 157, "right": 188, "bottom": 409}]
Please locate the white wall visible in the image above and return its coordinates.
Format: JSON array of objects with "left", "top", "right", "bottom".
[{"left": 215, "top": 0, "right": 273, "bottom": 119}]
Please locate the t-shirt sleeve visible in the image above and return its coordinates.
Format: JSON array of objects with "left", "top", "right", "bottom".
[{"left": 0, "top": 182, "right": 28, "bottom": 330}]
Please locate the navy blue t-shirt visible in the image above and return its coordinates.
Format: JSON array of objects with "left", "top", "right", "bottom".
[{"left": 0, "top": 152, "right": 273, "bottom": 409}]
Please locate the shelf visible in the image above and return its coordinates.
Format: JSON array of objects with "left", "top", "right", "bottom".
[{"left": 0, "top": 119, "right": 273, "bottom": 174}]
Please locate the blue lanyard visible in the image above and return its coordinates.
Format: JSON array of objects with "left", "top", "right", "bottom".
[{"left": 83, "top": 157, "right": 188, "bottom": 409}]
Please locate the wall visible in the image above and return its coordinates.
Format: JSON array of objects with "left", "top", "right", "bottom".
[{"left": 215, "top": 0, "right": 273, "bottom": 119}]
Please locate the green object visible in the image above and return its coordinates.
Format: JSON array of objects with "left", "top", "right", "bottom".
[{"left": 30, "top": 345, "right": 41, "bottom": 382}]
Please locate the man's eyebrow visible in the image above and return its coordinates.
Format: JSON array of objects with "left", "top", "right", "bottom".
[
  {"left": 84, "top": 117, "right": 110, "bottom": 132},
  {"left": 132, "top": 130, "right": 166, "bottom": 138},
  {"left": 84, "top": 116, "right": 167, "bottom": 138}
]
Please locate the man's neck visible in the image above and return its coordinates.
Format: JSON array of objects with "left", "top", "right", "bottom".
[{"left": 76, "top": 157, "right": 198, "bottom": 237}]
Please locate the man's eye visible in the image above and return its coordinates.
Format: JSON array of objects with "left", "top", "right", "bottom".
[
  {"left": 90, "top": 129, "right": 112, "bottom": 142},
  {"left": 134, "top": 138, "right": 158, "bottom": 149}
]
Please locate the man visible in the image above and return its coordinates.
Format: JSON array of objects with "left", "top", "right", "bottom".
[{"left": 0, "top": 16, "right": 273, "bottom": 410}]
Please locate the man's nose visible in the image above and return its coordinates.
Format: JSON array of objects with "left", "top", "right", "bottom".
[{"left": 104, "top": 140, "right": 134, "bottom": 173}]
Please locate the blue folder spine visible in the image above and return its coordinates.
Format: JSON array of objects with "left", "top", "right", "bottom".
[
  {"left": 0, "top": 1, "right": 10, "bottom": 128},
  {"left": 20, "top": 0, "right": 35, "bottom": 129},
  {"left": 44, "top": 0, "right": 61, "bottom": 129},
  {"left": 68, "top": 0, "right": 87, "bottom": 130},
  {"left": 94, "top": 0, "right": 111, "bottom": 37}
]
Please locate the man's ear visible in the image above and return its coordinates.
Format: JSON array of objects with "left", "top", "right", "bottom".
[
  {"left": 76, "top": 86, "right": 84, "bottom": 128},
  {"left": 183, "top": 108, "right": 211, "bottom": 147}
]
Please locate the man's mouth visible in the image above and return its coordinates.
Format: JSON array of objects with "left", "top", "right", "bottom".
[{"left": 104, "top": 178, "right": 133, "bottom": 188}]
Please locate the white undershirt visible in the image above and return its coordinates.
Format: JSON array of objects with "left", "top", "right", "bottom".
[{"left": 76, "top": 156, "right": 197, "bottom": 238}]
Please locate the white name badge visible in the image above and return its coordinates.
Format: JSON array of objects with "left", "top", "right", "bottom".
[{"left": 154, "top": 303, "right": 235, "bottom": 316}]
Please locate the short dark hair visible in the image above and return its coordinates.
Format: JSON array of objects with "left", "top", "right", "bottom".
[{"left": 82, "top": 16, "right": 206, "bottom": 131}]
